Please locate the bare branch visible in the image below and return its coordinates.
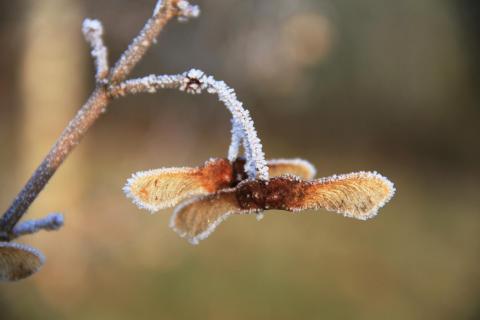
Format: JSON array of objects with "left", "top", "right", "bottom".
[
  {"left": 0, "top": 0, "right": 198, "bottom": 237},
  {"left": 11, "top": 213, "right": 64, "bottom": 239},
  {"left": 82, "top": 19, "right": 109, "bottom": 82}
]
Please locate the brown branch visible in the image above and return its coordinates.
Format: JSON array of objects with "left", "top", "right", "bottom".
[{"left": 0, "top": 0, "right": 198, "bottom": 240}]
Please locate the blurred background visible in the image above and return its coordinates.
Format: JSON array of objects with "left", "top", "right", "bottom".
[{"left": 1, "top": 0, "right": 479, "bottom": 319}]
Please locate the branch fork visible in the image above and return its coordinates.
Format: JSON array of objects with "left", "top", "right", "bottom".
[{"left": 0, "top": 0, "right": 200, "bottom": 281}]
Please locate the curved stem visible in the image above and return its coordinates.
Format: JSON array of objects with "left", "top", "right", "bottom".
[{"left": 110, "top": 69, "right": 269, "bottom": 180}]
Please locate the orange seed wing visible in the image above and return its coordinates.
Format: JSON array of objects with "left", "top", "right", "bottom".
[
  {"left": 170, "top": 190, "right": 257, "bottom": 245},
  {"left": 124, "top": 158, "right": 233, "bottom": 212}
]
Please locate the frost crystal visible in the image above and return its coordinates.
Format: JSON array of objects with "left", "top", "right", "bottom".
[
  {"left": 228, "top": 119, "right": 243, "bottom": 161},
  {"left": 153, "top": 0, "right": 200, "bottom": 21},
  {"left": 179, "top": 69, "right": 208, "bottom": 94},
  {"left": 116, "top": 74, "right": 184, "bottom": 96},
  {"left": 177, "top": 0, "right": 201, "bottom": 22}
]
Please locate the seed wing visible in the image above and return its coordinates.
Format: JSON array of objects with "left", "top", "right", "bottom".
[
  {"left": 291, "top": 171, "right": 395, "bottom": 220},
  {"left": 267, "top": 158, "right": 316, "bottom": 180},
  {"left": 170, "top": 190, "right": 256, "bottom": 245},
  {"left": 0, "top": 242, "right": 45, "bottom": 281},
  {"left": 124, "top": 158, "right": 232, "bottom": 212}
]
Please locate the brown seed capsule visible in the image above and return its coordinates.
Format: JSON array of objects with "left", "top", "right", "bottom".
[
  {"left": 170, "top": 171, "right": 395, "bottom": 244},
  {"left": 0, "top": 242, "right": 45, "bottom": 282},
  {"left": 235, "top": 177, "right": 306, "bottom": 211}
]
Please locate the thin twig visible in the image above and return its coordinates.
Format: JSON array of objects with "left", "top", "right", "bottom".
[
  {"left": 11, "top": 213, "right": 64, "bottom": 239},
  {"left": 0, "top": 0, "right": 197, "bottom": 240}
]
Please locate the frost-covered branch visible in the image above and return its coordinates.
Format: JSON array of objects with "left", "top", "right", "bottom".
[
  {"left": 110, "top": 69, "right": 269, "bottom": 180},
  {"left": 0, "top": 0, "right": 199, "bottom": 241},
  {"left": 11, "top": 213, "right": 64, "bottom": 239},
  {"left": 82, "top": 19, "right": 109, "bottom": 82}
]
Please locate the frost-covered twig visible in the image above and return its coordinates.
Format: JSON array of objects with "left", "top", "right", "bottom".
[
  {"left": 175, "top": 0, "right": 200, "bottom": 22},
  {"left": 110, "top": 0, "right": 199, "bottom": 84},
  {"left": 11, "top": 213, "right": 64, "bottom": 239},
  {"left": 0, "top": 0, "right": 198, "bottom": 240},
  {"left": 110, "top": 69, "right": 269, "bottom": 180},
  {"left": 82, "top": 19, "right": 109, "bottom": 82}
]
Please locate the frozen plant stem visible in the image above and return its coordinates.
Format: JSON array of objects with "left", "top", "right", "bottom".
[
  {"left": 0, "top": 0, "right": 199, "bottom": 240},
  {"left": 11, "top": 213, "right": 64, "bottom": 239},
  {"left": 110, "top": 0, "right": 199, "bottom": 84}
]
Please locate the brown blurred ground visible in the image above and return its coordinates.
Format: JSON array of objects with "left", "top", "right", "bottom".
[{"left": 1, "top": 0, "right": 479, "bottom": 319}]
